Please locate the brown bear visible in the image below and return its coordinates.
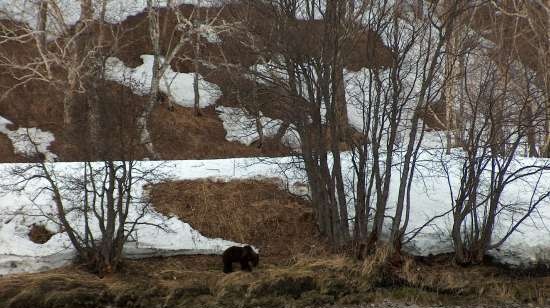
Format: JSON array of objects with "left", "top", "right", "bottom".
[{"left": 222, "top": 245, "right": 259, "bottom": 273}]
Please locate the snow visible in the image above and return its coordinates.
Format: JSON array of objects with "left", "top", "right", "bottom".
[
  {"left": 0, "top": 0, "right": 220, "bottom": 31},
  {"left": 216, "top": 106, "right": 300, "bottom": 149},
  {"left": 105, "top": 55, "right": 220, "bottom": 108},
  {"left": 198, "top": 24, "right": 223, "bottom": 44},
  {"left": 1, "top": 154, "right": 550, "bottom": 276},
  {"left": 0, "top": 160, "right": 248, "bottom": 276},
  {"left": 0, "top": 116, "right": 58, "bottom": 162},
  {"left": 0, "top": 0, "right": 549, "bottom": 277}
]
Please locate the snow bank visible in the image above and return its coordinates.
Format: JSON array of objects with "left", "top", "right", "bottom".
[
  {"left": 1, "top": 155, "right": 550, "bottom": 276},
  {"left": 0, "top": 116, "right": 57, "bottom": 162},
  {"left": 105, "top": 55, "right": 220, "bottom": 109}
]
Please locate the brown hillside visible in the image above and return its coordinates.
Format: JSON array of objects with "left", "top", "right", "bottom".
[{"left": 0, "top": 2, "right": 393, "bottom": 162}]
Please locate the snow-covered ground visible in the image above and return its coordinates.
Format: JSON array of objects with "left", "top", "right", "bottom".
[
  {"left": 0, "top": 0, "right": 549, "bottom": 278},
  {"left": 216, "top": 106, "right": 300, "bottom": 149},
  {"left": 0, "top": 116, "right": 58, "bottom": 162},
  {"left": 105, "top": 55, "right": 220, "bottom": 109},
  {"left": 1, "top": 154, "right": 550, "bottom": 276}
]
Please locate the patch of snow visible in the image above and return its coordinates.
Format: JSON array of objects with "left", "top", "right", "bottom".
[
  {"left": 105, "top": 55, "right": 220, "bottom": 108},
  {"left": 0, "top": 0, "right": 220, "bottom": 31},
  {"left": 0, "top": 116, "right": 57, "bottom": 162},
  {"left": 198, "top": 23, "right": 222, "bottom": 44},
  {"left": 216, "top": 106, "right": 300, "bottom": 149}
]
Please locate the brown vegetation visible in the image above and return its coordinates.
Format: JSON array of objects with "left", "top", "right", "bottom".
[
  {"left": 150, "top": 106, "right": 288, "bottom": 160},
  {"left": 27, "top": 224, "right": 55, "bottom": 245},
  {"left": 0, "top": 253, "right": 548, "bottom": 308},
  {"left": 151, "top": 178, "right": 326, "bottom": 264}
]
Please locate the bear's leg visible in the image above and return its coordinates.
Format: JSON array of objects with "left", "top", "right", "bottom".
[
  {"left": 223, "top": 261, "right": 233, "bottom": 273},
  {"left": 240, "top": 260, "right": 252, "bottom": 272}
]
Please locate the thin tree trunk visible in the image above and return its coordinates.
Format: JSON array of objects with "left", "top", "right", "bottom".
[
  {"left": 142, "top": 0, "right": 161, "bottom": 159},
  {"left": 444, "top": 31, "right": 456, "bottom": 154},
  {"left": 193, "top": 0, "right": 202, "bottom": 116},
  {"left": 524, "top": 100, "right": 539, "bottom": 157},
  {"left": 37, "top": 0, "right": 48, "bottom": 53}
]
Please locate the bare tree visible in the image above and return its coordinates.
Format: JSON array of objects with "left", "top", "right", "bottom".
[
  {"left": 0, "top": 0, "right": 129, "bottom": 158},
  {"left": 442, "top": 21, "right": 550, "bottom": 263},
  {"left": 3, "top": 156, "right": 169, "bottom": 275},
  {"left": 143, "top": 0, "right": 231, "bottom": 157}
]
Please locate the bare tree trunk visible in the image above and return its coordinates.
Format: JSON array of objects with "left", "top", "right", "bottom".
[
  {"left": 524, "top": 99, "right": 539, "bottom": 157},
  {"left": 273, "top": 121, "right": 290, "bottom": 144},
  {"left": 193, "top": 24, "right": 202, "bottom": 116},
  {"left": 80, "top": 0, "right": 93, "bottom": 23},
  {"left": 63, "top": 66, "right": 77, "bottom": 128},
  {"left": 193, "top": 0, "right": 202, "bottom": 116},
  {"left": 255, "top": 115, "right": 264, "bottom": 148},
  {"left": 142, "top": 0, "right": 161, "bottom": 159},
  {"left": 88, "top": 0, "right": 109, "bottom": 157},
  {"left": 444, "top": 29, "right": 457, "bottom": 154},
  {"left": 543, "top": 75, "right": 550, "bottom": 156},
  {"left": 37, "top": 0, "right": 48, "bottom": 53}
]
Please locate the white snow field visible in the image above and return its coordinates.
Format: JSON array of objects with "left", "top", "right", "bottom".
[{"left": 1, "top": 154, "right": 550, "bottom": 276}]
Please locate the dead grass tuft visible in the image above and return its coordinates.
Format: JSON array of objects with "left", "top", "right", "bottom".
[
  {"left": 360, "top": 245, "right": 401, "bottom": 289},
  {"left": 27, "top": 224, "right": 55, "bottom": 244}
]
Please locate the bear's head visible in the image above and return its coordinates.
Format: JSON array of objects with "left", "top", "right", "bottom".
[{"left": 244, "top": 245, "right": 259, "bottom": 267}]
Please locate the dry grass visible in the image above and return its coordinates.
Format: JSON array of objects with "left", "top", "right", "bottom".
[
  {"left": 0, "top": 134, "right": 23, "bottom": 163},
  {"left": 27, "top": 224, "right": 55, "bottom": 244},
  {"left": 150, "top": 105, "right": 290, "bottom": 160},
  {"left": 1, "top": 249, "right": 549, "bottom": 307},
  {"left": 394, "top": 255, "right": 550, "bottom": 305},
  {"left": 151, "top": 178, "right": 327, "bottom": 264}
]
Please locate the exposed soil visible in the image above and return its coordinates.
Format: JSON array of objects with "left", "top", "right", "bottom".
[{"left": 149, "top": 105, "right": 289, "bottom": 160}]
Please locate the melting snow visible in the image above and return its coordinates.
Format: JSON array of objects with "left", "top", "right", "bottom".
[
  {"left": 0, "top": 116, "right": 57, "bottom": 162},
  {"left": 216, "top": 106, "right": 300, "bottom": 149},
  {"left": 105, "top": 55, "right": 220, "bottom": 109}
]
